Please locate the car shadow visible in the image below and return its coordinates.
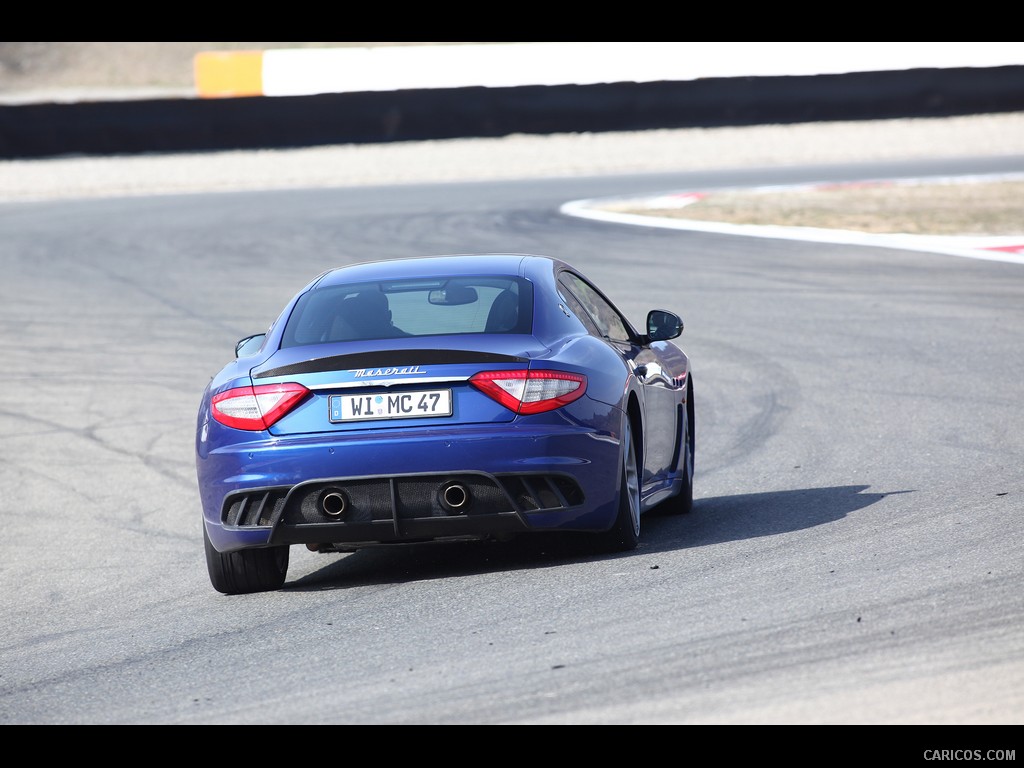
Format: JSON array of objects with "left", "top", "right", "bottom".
[
  {"left": 639, "top": 484, "right": 910, "bottom": 554},
  {"left": 286, "top": 484, "right": 905, "bottom": 592}
]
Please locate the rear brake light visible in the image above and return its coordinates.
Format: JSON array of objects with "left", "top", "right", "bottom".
[
  {"left": 211, "top": 383, "right": 310, "bottom": 430},
  {"left": 470, "top": 370, "right": 586, "bottom": 414}
]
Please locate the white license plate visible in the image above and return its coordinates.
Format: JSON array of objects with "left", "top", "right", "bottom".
[{"left": 329, "top": 389, "right": 453, "bottom": 422}]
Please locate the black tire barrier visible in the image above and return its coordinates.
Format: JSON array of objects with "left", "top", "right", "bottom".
[{"left": 2, "top": 66, "right": 1024, "bottom": 160}]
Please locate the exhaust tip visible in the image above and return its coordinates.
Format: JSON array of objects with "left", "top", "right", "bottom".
[
  {"left": 319, "top": 488, "right": 348, "bottom": 518},
  {"left": 440, "top": 482, "right": 471, "bottom": 512}
]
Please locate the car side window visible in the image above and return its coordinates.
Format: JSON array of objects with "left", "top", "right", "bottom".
[
  {"left": 556, "top": 279, "right": 599, "bottom": 335},
  {"left": 558, "top": 272, "right": 632, "bottom": 343}
]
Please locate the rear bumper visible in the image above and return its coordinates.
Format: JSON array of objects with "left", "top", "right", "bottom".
[{"left": 198, "top": 423, "right": 622, "bottom": 552}]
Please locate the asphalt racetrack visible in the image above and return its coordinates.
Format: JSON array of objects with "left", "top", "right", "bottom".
[{"left": 1, "top": 116, "right": 1023, "bottom": 727}]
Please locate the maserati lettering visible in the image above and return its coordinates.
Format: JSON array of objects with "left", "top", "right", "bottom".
[{"left": 351, "top": 366, "right": 426, "bottom": 378}]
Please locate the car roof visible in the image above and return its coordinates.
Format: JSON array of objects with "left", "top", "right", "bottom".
[{"left": 310, "top": 253, "right": 566, "bottom": 289}]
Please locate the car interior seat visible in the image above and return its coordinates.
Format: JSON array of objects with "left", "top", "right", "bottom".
[{"left": 486, "top": 289, "right": 520, "bottom": 333}]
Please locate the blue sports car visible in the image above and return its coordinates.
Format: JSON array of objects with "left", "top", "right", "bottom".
[{"left": 195, "top": 254, "right": 694, "bottom": 594}]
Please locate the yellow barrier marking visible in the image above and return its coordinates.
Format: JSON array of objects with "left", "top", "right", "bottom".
[{"left": 193, "top": 51, "right": 264, "bottom": 98}]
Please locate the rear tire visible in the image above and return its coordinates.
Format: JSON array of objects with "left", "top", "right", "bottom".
[
  {"left": 599, "top": 413, "right": 641, "bottom": 551},
  {"left": 204, "top": 524, "right": 289, "bottom": 595}
]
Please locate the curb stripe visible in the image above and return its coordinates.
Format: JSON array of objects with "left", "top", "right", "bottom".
[{"left": 560, "top": 199, "right": 1024, "bottom": 266}]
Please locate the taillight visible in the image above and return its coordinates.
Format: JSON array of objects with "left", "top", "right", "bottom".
[
  {"left": 470, "top": 370, "right": 586, "bottom": 414},
  {"left": 211, "top": 383, "right": 310, "bottom": 431}
]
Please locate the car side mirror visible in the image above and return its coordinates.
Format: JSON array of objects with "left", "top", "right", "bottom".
[
  {"left": 647, "top": 310, "right": 683, "bottom": 341},
  {"left": 235, "top": 333, "right": 266, "bottom": 358}
]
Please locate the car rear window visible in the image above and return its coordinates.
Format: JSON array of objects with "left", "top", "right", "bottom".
[{"left": 280, "top": 276, "right": 533, "bottom": 347}]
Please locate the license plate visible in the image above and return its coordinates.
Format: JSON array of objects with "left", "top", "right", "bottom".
[{"left": 329, "top": 389, "right": 453, "bottom": 422}]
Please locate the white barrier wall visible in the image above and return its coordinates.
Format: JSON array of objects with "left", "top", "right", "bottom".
[{"left": 194, "top": 42, "right": 1024, "bottom": 98}]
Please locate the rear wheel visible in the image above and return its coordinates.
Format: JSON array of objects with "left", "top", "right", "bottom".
[
  {"left": 204, "top": 524, "right": 289, "bottom": 595},
  {"left": 599, "top": 413, "right": 641, "bottom": 551}
]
